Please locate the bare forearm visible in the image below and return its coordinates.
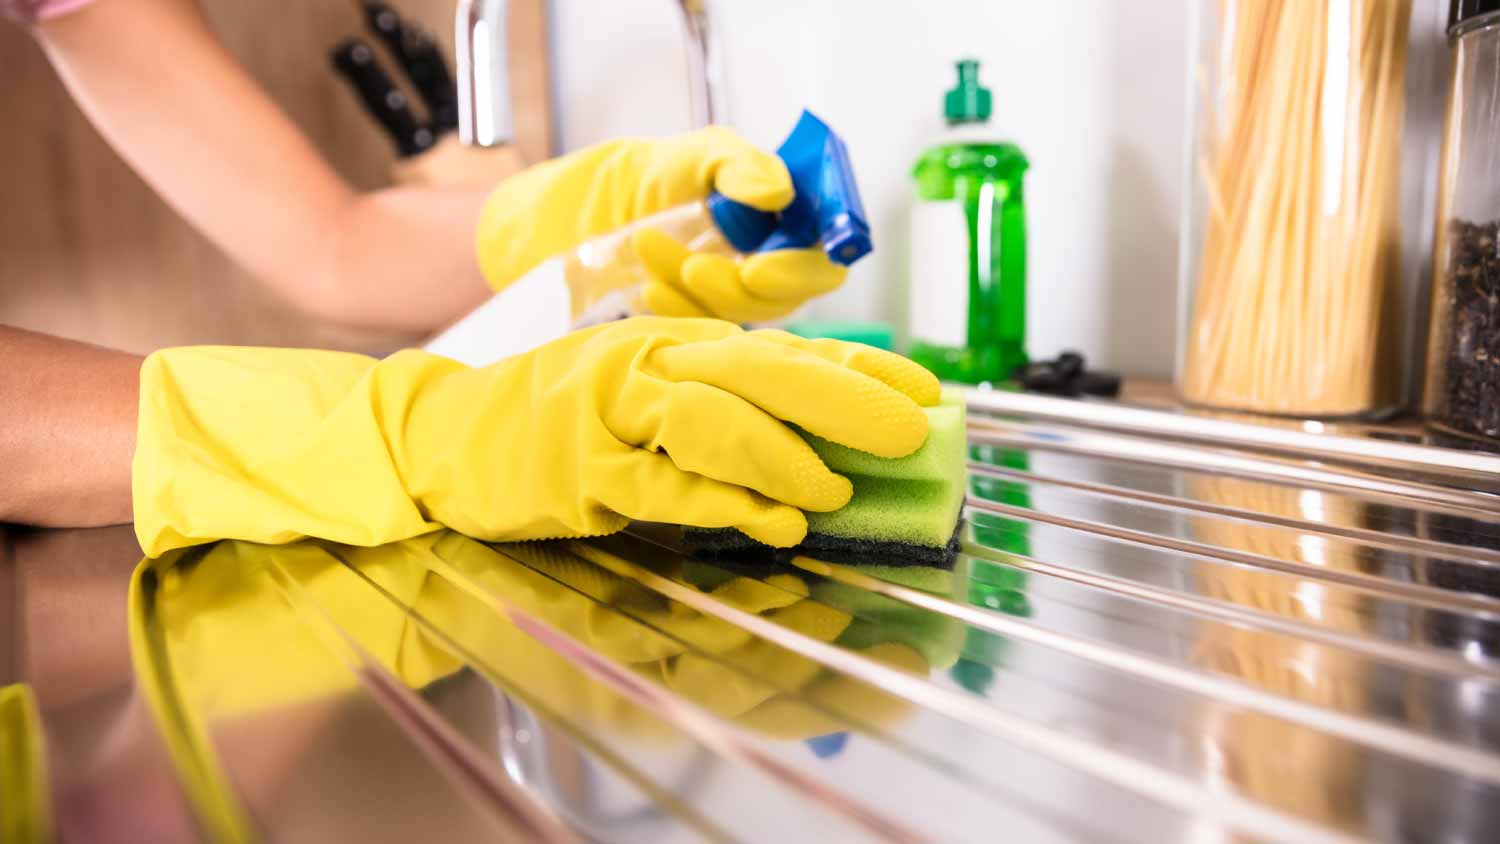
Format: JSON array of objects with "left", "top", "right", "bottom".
[
  {"left": 0, "top": 327, "right": 139, "bottom": 527},
  {"left": 32, "top": 0, "right": 492, "bottom": 332},
  {"left": 316, "top": 186, "right": 494, "bottom": 329}
]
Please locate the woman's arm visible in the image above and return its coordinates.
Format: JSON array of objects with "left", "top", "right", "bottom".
[
  {"left": 31, "top": 0, "right": 494, "bottom": 333},
  {"left": 0, "top": 326, "right": 138, "bottom": 526}
]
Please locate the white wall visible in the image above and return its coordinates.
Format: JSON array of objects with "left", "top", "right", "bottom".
[{"left": 548, "top": 0, "right": 1188, "bottom": 378}]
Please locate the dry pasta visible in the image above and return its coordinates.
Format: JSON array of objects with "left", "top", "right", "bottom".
[{"left": 1182, "top": 0, "right": 1412, "bottom": 416}]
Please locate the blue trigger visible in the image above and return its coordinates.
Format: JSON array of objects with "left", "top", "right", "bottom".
[
  {"left": 704, "top": 110, "right": 872, "bottom": 267},
  {"left": 706, "top": 191, "right": 777, "bottom": 253}
]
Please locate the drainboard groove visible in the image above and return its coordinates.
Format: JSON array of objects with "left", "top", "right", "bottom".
[
  {"left": 955, "top": 539, "right": 1500, "bottom": 683},
  {"left": 966, "top": 461, "right": 1500, "bottom": 570},
  {"left": 965, "top": 497, "right": 1500, "bottom": 617},
  {"left": 560, "top": 541, "right": 1435, "bottom": 844}
]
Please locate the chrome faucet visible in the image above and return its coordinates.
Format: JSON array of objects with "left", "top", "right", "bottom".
[
  {"left": 456, "top": 0, "right": 725, "bottom": 148},
  {"left": 676, "top": 0, "right": 724, "bottom": 127},
  {"left": 456, "top": 0, "right": 512, "bottom": 147}
]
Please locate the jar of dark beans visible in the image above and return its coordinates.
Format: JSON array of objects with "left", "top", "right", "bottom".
[{"left": 1427, "top": 2, "right": 1500, "bottom": 441}]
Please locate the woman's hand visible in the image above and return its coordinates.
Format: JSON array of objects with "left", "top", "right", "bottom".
[{"left": 475, "top": 127, "right": 851, "bottom": 322}]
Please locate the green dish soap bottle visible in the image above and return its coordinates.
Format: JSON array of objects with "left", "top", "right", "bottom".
[{"left": 907, "top": 59, "right": 1029, "bottom": 384}]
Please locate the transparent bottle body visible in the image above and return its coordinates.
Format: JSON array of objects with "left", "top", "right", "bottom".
[
  {"left": 563, "top": 202, "right": 737, "bottom": 329},
  {"left": 1177, "top": 0, "right": 1433, "bottom": 418},
  {"left": 1425, "top": 20, "right": 1500, "bottom": 441}
]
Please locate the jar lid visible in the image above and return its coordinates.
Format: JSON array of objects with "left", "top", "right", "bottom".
[{"left": 1451, "top": 0, "right": 1500, "bottom": 34}]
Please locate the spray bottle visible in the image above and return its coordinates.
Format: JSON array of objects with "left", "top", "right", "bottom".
[{"left": 427, "top": 110, "right": 871, "bottom": 368}]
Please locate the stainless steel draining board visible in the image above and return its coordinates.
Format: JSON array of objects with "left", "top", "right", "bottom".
[{"left": 3, "top": 388, "right": 1498, "bottom": 843}]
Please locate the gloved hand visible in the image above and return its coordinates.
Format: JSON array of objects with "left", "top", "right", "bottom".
[
  {"left": 475, "top": 127, "right": 848, "bottom": 321},
  {"left": 631, "top": 227, "right": 846, "bottom": 322},
  {"left": 134, "top": 318, "right": 940, "bottom": 557}
]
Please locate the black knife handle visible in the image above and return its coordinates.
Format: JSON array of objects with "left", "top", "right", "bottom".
[
  {"left": 331, "top": 39, "right": 435, "bottom": 157},
  {"left": 363, "top": 2, "right": 459, "bottom": 132}
]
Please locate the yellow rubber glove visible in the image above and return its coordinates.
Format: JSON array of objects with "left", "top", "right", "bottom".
[
  {"left": 134, "top": 318, "right": 940, "bottom": 557},
  {"left": 631, "top": 228, "right": 847, "bottom": 322},
  {"left": 476, "top": 127, "right": 789, "bottom": 290},
  {"left": 0, "top": 684, "right": 51, "bottom": 844},
  {"left": 475, "top": 127, "right": 847, "bottom": 321}
]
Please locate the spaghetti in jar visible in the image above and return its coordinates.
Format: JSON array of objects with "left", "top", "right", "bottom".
[{"left": 1178, "top": 0, "right": 1428, "bottom": 418}]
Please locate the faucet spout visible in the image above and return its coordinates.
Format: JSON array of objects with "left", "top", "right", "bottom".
[
  {"left": 676, "top": 0, "right": 723, "bottom": 127},
  {"left": 457, "top": 0, "right": 720, "bottom": 146},
  {"left": 456, "top": 0, "right": 513, "bottom": 147}
]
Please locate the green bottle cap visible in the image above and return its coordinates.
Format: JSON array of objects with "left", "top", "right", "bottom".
[{"left": 944, "top": 59, "right": 992, "bottom": 124}]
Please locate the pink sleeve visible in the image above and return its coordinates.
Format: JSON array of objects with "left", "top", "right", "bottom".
[{"left": 1, "top": 0, "right": 98, "bottom": 22}]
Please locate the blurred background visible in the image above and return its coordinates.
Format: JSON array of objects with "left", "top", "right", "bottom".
[{"left": 1, "top": 1, "right": 1439, "bottom": 381}]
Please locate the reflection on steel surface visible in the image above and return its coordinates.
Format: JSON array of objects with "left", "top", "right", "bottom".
[{"left": 2, "top": 396, "right": 1499, "bottom": 842}]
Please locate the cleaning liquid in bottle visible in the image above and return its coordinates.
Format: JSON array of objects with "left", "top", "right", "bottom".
[{"left": 907, "top": 60, "right": 1028, "bottom": 384}]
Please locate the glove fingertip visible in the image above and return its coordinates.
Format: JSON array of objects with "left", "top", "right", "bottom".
[
  {"left": 740, "top": 249, "right": 847, "bottom": 301},
  {"left": 716, "top": 154, "right": 795, "bottom": 212},
  {"left": 862, "top": 353, "right": 943, "bottom": 408},
  {"left": 865, "top": 398, "right": 932, "bottom": 459},
  {"left": 678, "top": 254, "right": 799, "bottom": 323},
  {"left": 800, "top": 470, "right": 853, "bottom": 514},
  {"left": 736, "top": 504, "right": 808, "bottom": 548},
  {"left": 909, "top": 370, "right": 944, "bottom": 407}
]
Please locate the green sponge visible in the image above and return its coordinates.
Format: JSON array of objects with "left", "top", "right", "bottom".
[
  {"left": 686, "top": 390, "right": 968, "bottom": 567},
  {"left": 802, "top": 390, "right": 967, "bottom": 548}
]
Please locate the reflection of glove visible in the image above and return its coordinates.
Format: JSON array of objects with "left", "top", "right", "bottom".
[
  {"left": 136, "top": 537, "right": 462, "bottom": 718},
  {"left": 475, "top": 127, "right": 793, "bottom": 292},
  {"left": 0, "top": 683, "right": 51, "bottom": 844},
  {"left": 568, "top": 540, "right": 924, "bottom": 734},
  {"left": 134, "top": 318, "right": 939, "bottom": 556},
  {"left": 480, "top": 538, "right": 912, "bottom": 737},
  {"left": 631, "top": 228, "right": 846, "bottom": 322}
]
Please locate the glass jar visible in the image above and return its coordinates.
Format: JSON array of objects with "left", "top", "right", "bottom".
[
  {"left": 1425, "top": 3, "right": 1500, "bottom": 441},
  {"left": 1178, "top": 0, "right": 1431, "bottom": 418}
]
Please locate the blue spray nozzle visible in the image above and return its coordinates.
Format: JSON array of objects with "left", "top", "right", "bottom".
[{"left": 706, "top": 110, "right": 872, "bottom": 266}]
